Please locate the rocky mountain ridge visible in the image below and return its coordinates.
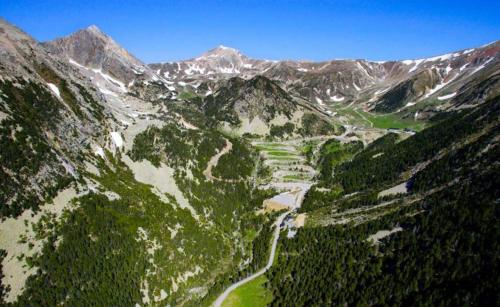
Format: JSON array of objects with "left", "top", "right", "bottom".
[
  {"left": 150, "top": 40, "right": 499, "bottom": 119},
  {"left": 44, "top": 25, "right": 175, "bottom": 102},
  {"left": 43, "top": 24, "right": 499, "bottom": 123},
  {"left": 0, "top": 19, "right": 113, "bottom": 217}
]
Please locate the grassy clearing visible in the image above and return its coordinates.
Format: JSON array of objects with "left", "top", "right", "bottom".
[
  {"left": 244, "top": 228, "right": 258, "bottom": 243},
  {"left": 222, "top": 275, "right": 273, "bottom": 307},
  {"left": 178, "top": 91, "right": 198, "bottom": 100},
  {"left": 255, "top": 145, "right": 289, "bottom": 151},
  {"left": 283, "top": 174, "right": 309, "bottom": 181},
  {"left": 333, "top": 105, "right": 426, "bottom": 131},
  {"left": 256, "top": 143, "right": 288, "bottom": 148},
  {"left": 266, "top": 150, "right": 297, "bottom": 157},
  {"left": 361, "top": 111, "right": 426, "bottom": 131},
  {"left": 266, "top": 156, "right": 300, "bottom": 161}
]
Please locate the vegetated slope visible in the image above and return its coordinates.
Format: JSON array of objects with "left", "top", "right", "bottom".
[
  {"left": 334, "top": 96, "right": 499, "bottom": 193},
  {"left": 201, "top": 75, "right": 341, "bottom": 137},
  {"left": 203, "top": 76, "right": 297, "bottom": 125},
  {"left": 267, "top": 97, "right": 500, "bottom": 306},
  {"left": 1, "top": 17, "right": 498, "bottom": 307},
  {"left": 0, "top": 19, "right": 275, "bottom": 306},
  {"left": 6, "top": 121, "right": 272, "bottom": 306},
  {"left": 0, "top": 19, "right": 109, "bottom": 218}
]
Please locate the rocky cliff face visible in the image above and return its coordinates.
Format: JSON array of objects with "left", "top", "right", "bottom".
[
  {"left": 44, "top": 25, "right": 147, "bottom": 84},
  {"left": 0, "top": 19, "right": 111, "bottom": 217},
  {"left": 43, "top": 25, "right": 172, "bottom": 101}
]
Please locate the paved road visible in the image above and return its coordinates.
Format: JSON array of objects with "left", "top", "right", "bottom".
[{"left": 212, "top": 211, "right": 289, "bottom": 307}]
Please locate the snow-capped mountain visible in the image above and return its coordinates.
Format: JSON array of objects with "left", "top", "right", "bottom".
[
  {"left": 149, "top": 45, "right": 274, "bottom": 82},
  {"left": 44, "top": 25, "right": 498, "bottom": 118},
  {"left": 150, "top": 41, "right": 499, "bottom": 117},
  {"left": 44, "top": 25, "right": 173, "bottom": 100}
]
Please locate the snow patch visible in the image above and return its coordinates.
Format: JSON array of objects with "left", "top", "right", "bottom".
[
  {"left": 367, "top": 227, "right": 403, "bottom": 244},
  {"left": 378, "top": 182, "right": 408, "bottom": 198},
  {"left": 375, "top": 87, "right": 391, "bottom": 95},
  {"left": 437, "top": 92, "right": 457, "bottom": 100},
  {"left": 423, "top": 71, "right": 460, "bottom": 99},
  {"left": 471, "top": 57, "right": 494, "bottom": 75},
  {"left": 110, "top": 132, "right": 123, "bottom": 148},
  {"left": 98, "top": 86, "right": 118, "bottom": 97},
  {"left": 68, "top": 58, "right": 87, "bottom": 69},
  {"left": 408, "top": 59, "right": 424, "bottom": 73},
  {"left": 330, "top": 95, "right": 345, "bottom": 102},
  {"left": 356, "top": 62, "right": 370, "bottom": 77},
  {"left": 91, "top": 68, "right": 127, "bottom": 92},
  {"left": 46, "top": 83, "right": 61, "bottom": 99},
  {"left": 94, "top": 146, "right": 105, "bottom": 158}
]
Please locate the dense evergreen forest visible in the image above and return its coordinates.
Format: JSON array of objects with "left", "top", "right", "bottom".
[
  {"left": 212, "top": 138, "right": 256, "bottom": 180},
  {"left": 333, "top": 98, "right": 499, "bottom": 193},
  {"left": 267, "top": 97, "right": 500, "bottom": 306},
  {"left": 0, "top": 117, "right": 276, "bottom": 305},
  {"left": 268, "top": 167, "right": 499, "bottom": 306}
]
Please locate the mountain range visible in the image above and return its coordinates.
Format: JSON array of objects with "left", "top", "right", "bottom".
[
  {"left": 43, "top": 24, "right": 500, "bottom": 125},
  {"left": 0, "top": 18, "right": 498, "bottom": 306}
]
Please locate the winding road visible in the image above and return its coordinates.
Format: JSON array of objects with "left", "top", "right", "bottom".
[
  {"left": 213, "top": 137, "right": 317, "bottom": 306},
  {"left": 213, "top": 211, "right": 290, "bottom": 307}
]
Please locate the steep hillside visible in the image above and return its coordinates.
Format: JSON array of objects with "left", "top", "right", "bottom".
[
  {"left": 44, "top": 26, "right": 174, "bottom": 101},
  {"left": 268, "top": 96, "right": 499, "bottom": 306},
  {"left": 201, "top": 75, "right": 341, "bottom": 137},
  {"left": 0, "top": 19, "right": 110, "bottom": 218},
  {"left": 0, "top": 19, "right": 282, "bottom": 306}
]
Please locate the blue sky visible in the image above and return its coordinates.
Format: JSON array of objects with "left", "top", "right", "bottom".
[{"left": 2, "top": 0, "right": 499, "bottom": 63}]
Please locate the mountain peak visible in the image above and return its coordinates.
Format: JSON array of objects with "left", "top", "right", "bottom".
[
  {"left": 78, "top": 24, "right": 109, "bottom": 41},
  {"left": 215, "top": 45, "right": 238, "bottom": 51},
  {"left": 197, "top": 45, "right": 245, "bottom": 60},
  {"left": 43, "top": 24, "right": 147, "bottom": 83},
  {"left": 85, "top": 24, "right": 103, "bottom": 34}
]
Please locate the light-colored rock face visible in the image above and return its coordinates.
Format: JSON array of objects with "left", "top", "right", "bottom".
[
  {"left": 0, "top": 18, "right": 114, "bottom": 218},
  {"left": 44, "top": 25, "right": 145, "bottom": 83},
  {"left": 43, "top": 25, "right": 173, "bottom": 101}
]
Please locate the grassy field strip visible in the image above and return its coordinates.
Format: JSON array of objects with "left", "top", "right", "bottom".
[
  {"left": 214, "top": 211, "right": 290, "bottom": 307},
  {"left": 331, "top": 105, "right": 426, "bottom": 131},
  {"left": 354, "top": 108, "right": 374, "bottom": 127},
  {"left": 221, "top": 274, "right": 273, "bottom": 307}
]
